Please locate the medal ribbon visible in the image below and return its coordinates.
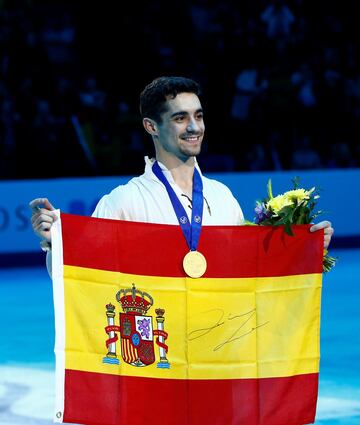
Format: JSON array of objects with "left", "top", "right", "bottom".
[{"left": 152, "top": 160, "right": 203, "bottom": 252}]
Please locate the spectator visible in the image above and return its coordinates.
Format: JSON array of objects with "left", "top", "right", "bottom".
[
  {"left": 231, "top": 67, "right": 268, "bottom": 121},
  {"left": 0, "top": 1, "right": 360, "bottom": 178},
  {"left": 291, "top": 136, "right": 322, "bottom": 170},
  {"left": 261, "top": 0, "right": 295, "bottom": 39}
]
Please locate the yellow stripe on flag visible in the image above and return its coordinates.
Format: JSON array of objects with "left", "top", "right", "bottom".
[{"left": 64, "top": 265, "right": 321, "bottom": 380}]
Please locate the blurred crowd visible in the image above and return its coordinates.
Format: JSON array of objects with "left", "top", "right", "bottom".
[{"left": 1, "top": 0, "right": 360, "bottom": 179}]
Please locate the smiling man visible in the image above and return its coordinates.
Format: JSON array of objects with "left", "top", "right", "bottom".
[
  {"left": 29, "top": 76, "right": 333, "bottom": 271},
  {"left": 90, "top": 77, "right": 244, "bottom": 226}
]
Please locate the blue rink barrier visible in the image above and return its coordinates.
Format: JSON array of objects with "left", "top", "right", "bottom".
[{"left": 0, "top": 168, "right": 359, "bottom": 262}]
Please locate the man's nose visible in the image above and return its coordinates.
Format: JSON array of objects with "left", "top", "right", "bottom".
[{"left": 186, "top": 119, "right": 200, "bottom": 133}]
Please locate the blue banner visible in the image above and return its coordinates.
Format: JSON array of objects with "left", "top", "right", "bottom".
[{"left": 0, "top": 168, "right": 357, "bottom": 254}]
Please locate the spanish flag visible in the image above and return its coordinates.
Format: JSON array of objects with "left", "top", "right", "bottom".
[{"left": 51, "top": 213, "right": 323, "bottom": 425}]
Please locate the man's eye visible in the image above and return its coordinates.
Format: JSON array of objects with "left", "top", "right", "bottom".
[
  {"left": 196, "top": 114, "right": 203, "bottom": 120},
  {"left": 175, "top": 116, "right": 185, "bottom": 122}
]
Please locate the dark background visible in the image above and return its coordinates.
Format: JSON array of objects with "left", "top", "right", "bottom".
[{"left": 1, "top": 0, "right": 360, "bottom": 179}]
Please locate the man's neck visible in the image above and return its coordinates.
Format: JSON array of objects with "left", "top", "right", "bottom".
[{"left": 156, "top": 154, "right": 195, "bottom": 197}]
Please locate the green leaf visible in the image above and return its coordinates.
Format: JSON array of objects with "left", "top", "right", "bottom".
[
  {"left": 292, "top": 176, "right": 300, "bottom": 189},
  {"left": 242, "top": 219, "right": 258, "bottom": 226},
  {"left": 275, "top": 206, "right": 295, "bottom": 225},
  {"left": 267, "top": 179, "right": 273, "bottom": 199},
  {"left": 284, "top": 222, "right": 294, "bottom": 236},
  {"left": 323, "top": 253, "right": 338, "bottom": 273}
]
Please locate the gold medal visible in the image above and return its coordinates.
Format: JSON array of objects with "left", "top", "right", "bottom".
[{"left": 183, "top": 250, "right": 207, "bottom": 278}]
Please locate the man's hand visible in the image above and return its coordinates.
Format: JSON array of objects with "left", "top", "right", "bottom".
[
  {"left": 310, "top": 220, "right": 334, "bottom": 250},
  {"left": 29, "top": 198, "right": 57, "bottom": 244}
]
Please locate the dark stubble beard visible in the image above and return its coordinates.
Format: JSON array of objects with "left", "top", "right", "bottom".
[{"left": 178, "top": 136, "right": 203, "bottom": 160}]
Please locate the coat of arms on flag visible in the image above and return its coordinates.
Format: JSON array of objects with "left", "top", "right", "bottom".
[
  {"left": 51, "top": 213, "right": 324, "bottom": 425},
  {"left": 103, "top": 284, "right": 170, "bottom": 368}
]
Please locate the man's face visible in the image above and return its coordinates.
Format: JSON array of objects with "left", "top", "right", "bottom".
[{"left": 155, "top": 92, "right": 205, "bottom": 161}]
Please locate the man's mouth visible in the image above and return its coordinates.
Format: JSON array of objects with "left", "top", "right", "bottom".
[{"left": 181, "top": 135, "right": 202, "bottom": 142}]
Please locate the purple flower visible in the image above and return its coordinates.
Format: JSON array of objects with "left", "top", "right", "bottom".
[{"left": 254, "top": 202, "right": 270, "bottom": 224}]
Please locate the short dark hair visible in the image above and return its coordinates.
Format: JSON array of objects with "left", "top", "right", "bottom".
[{"left": 139, "top": 76, "right": 201, "bottom": 123}]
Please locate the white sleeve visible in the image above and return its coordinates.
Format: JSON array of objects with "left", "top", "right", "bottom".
[
  {"left": 218, "top": 181, "right": 244, "bottom": 225},
  {"left": 231, "top": 193, "right": 244, "bottom": 225},
  {"left": 210, "top": 179, "right": 244, "bottom": 225},
  {"left": 92, "top": 195, "right": 116, "bottom": 219},
  {"left": 91, "top": 184, "right": 134, "bottom": 220},
  {"left": 237, "top": 200, "right": 244, "bottom": 224}
]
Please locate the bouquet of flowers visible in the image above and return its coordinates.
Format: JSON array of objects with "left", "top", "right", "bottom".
[{"left": 251, "top": 177, "right": 337, "bottom": 273}]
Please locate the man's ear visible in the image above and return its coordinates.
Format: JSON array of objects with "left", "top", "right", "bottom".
[{"left": 143, "top": 118, "right": 158, "bottom": 136}]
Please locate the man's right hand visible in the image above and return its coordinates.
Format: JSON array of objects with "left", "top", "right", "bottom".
[{"left": 29, "top": 198, "right": 57, "bottom": 244}]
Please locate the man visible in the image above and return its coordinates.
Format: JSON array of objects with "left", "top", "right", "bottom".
[{"left": 30, "top": 76, "right": 334, "bottom": 266}]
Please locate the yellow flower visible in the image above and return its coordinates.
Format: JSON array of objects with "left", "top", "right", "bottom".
[
  {"left": 266, "top": 194, "right": 293, "bottom": 213},
  {"left": 283, "top": 188, "right": 313, "bottom": 203}
]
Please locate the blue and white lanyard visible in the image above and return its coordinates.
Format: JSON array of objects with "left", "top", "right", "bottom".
[{"left": 152, "top": 161, "right": 203, "bottom": 251}]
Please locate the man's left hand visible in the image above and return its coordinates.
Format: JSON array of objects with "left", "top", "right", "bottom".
[{"left": 310, "top": 221, "right": 334, "bottom": 250}]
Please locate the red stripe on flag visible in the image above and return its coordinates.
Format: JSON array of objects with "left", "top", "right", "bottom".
[
  {"left": 63, "top": 369, "right": 318, "bottom": 425},
  {"left": 130, "top": 343, "right": 137, "bottom": 363},
  {"left": 61, "top": 213, "right": 323, "bottom": 278},
  {"left": 121, "top": 339, "right": 136, "bottom": 364}
]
